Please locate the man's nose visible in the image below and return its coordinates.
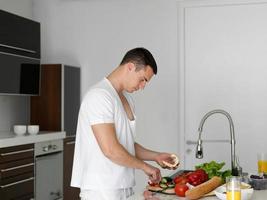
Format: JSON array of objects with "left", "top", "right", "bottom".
[{"left": 139, "top": 82, "right": 146, "bottom": 90}]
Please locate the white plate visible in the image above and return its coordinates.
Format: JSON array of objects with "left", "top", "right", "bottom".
[{"left": 214, "top": 184, "right": 254, "bottom": 200}]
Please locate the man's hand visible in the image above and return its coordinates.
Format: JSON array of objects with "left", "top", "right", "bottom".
[
  {"left": 155, "top": 153, "right": 179, "bottom": 170},
  {"left": 143, "top": 190, "right": 160, "bottom": 200},
  {"left": 142, "top": 163, "right": 161, "bottom": 184}
]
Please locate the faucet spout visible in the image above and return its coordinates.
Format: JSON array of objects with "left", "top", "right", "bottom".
[{"left": 196, "top": 109, "right": 239, "bottom": 176}]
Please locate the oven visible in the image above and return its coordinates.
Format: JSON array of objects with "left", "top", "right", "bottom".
[{"left": 35, "top": 139, "right": 63, "bottom": 200}]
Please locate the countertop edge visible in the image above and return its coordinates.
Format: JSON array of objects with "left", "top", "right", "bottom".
[{"left": 0, "top": 131, "right": 66, "bottom": 148}]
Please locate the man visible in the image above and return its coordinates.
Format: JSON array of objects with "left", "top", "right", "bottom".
[{"left": 71, "top": 47, "right": 178, "bottom": 200}]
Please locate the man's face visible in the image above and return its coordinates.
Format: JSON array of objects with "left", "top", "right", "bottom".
[{"left": 126, "top": 64, "right": 154, "bottom": 93}]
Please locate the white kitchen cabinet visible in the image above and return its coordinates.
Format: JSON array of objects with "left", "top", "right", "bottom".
[{"left": 178, "top": 0, "right": 267, "bottom": 173}]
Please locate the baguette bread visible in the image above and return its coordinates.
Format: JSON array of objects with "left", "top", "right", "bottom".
[{"left": 185, "top": 176, "right": 222, "bottom": 200}]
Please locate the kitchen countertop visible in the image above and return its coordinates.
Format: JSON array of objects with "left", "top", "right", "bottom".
[
  {"left": 0, "top": 131, "right": 66, "bottom": 148},
  {"left": 129, "top": 189, "right": 267, "bottom": 200}
]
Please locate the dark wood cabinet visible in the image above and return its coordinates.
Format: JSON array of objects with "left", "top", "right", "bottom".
[
  {"left": 31, "top": 64, "right": 62, "bottom": 131},
  {"left": 64, "top": 137, "right": 80, "bottom": 200},
  {"left": 30, "top": 64, "right": 80, "bottom": 136},
  {"left": 0, "top": 10, "right": 40, "bottom": 58},
  {"left": 0, "top": 144, "right": 34, "bottom": 200},
  {"left": 0, "top": 10, "right": 41, "bottom": 96}
]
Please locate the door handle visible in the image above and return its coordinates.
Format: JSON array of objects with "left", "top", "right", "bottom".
[{"left": 186, "top": 139, "right": 230, "bottom": 145}]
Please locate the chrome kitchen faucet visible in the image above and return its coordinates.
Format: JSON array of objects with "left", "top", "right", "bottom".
[{"left": 195, "top": 109, "right": 239, "bottom": 176}]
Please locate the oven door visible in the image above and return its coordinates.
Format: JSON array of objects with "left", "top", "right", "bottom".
[{"left": 35, "top": 152, "right": 63, "bottom": 200}]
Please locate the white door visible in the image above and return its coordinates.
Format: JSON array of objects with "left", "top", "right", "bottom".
[{"left": 178, "top": 0, "right": 267, "bottom": 173}]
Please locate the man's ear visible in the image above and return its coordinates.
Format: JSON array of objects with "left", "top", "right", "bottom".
[{"left": 127, "top": 62, "right": 136, "bottom": 72}]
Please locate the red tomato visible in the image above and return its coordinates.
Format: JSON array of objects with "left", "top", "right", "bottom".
[
  {"left": 173, "top": 176, "right": 188, "bottom": 185},
  {"left": 174, "top": 184, "right": 189, "bottom": 197},
  {"left": 180, "top": 178, "right": 189, "bottom": 185},
  {"left": 195, "top": 169, "right": 206, "bottom": 175},
  {"left": 195, "top": 169, "right": 208, "bottom": 182},
  {"left": 185, "top": 172, "right": 193, "bottom": 178},
  {"left": 147, "top": 182, "right": 160, "bottom": 187},
  {"left": 188, "top": 173, "right": 201, "bottom": 186}
]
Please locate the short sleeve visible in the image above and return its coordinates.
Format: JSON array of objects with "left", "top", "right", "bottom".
[{"left": 83, "top": 89, "right": 114, "bottom": 125}]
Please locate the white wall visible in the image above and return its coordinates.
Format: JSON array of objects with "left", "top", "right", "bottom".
[
  {"left": 0, "top": 0, "right": 33, "bottom": 19},
  {"left": 0, "top": 0, "right": 33, "bottom": 131},
  {"left": 33, "top": 0, "right": 179, "bottom": 192}
]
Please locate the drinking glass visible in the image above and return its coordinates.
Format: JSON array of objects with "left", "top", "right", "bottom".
[
  {"left": 257, "top": 153, "right": 267, "bottom": 175},
  {"left": 226, "top": 176, "right": 241, "bottom": 200}
]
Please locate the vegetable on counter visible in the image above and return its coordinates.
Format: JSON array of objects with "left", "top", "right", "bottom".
[
  {"left": 147, "top": 176, "right": 175, "bottom": 194},
  {"left": 172, "top": 160, "right": 230, "bottom": 198},
  {"left": 172, "top": 169, "right": 209, "bottom": 197},
  {"left": 174, "top": 183, "right": 189, "bottom": 197},
  {"left": 145, "top": 160, "right": 231, "bottom": 198},
  {"left": 195, "top": 160, "right": 231, "bottom": 183},
  {"left": 187, "top": 169, "right": 209, "bottom": 186}
]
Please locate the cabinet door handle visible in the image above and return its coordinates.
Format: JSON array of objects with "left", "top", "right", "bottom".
[
  {"left": 0, "top": 43, "right": 36, "bottom": 53},
  {"left": 1, "top": 163, "right": 34, "bottom": 172},
  {"left": 0, "top": 177, "right": 34, "bottom": 188},
  {"left": 0, "top": 148, "right": 34, "bottom": 156},
  {"left": 66, "top": 141, "right": 75, "bottom": 145}
]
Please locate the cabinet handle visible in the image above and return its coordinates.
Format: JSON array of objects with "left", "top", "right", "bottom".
[
  {"left": 1, "top": 163, "right": 34, "bottom": 172},
  {"left": 66, "top": 141, "right": 75, "bottom": 145},
  {"left": 0, "top": 177, "right": 34, "bottom": 188},
  {"left": 0, "top": 148, "right": 34, "bottom": 156},
  {"left": 0, "top": 43, "right": 36, "bottom": 53}
]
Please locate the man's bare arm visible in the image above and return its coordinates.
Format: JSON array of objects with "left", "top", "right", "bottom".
[{"left": 91, "top": 123, "right": 161, "bottom": 182}]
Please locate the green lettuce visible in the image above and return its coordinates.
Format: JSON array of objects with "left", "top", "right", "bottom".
[{"left": 195, "top": 161, "right": 231, "bottom": 183}]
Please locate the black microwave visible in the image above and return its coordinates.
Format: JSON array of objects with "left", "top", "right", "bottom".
[{"left": 0, "top": 10, "right": 41, "bottom": 96}]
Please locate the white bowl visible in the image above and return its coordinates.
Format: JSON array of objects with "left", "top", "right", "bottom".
[
  {"left": 27, "top": 125, "right": 39, "bottom": 135},
  {"left": 14, "top": 125, "right": 27, "bottom": 136},
  {"left": 215, "top": 184, "right": 254, "bottom": 200}
]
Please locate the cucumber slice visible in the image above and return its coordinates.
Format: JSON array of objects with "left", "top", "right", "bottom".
[
  {"left": 167, "top": 183, "right": 175, "bottom": 188},
  {"left": 161, "top": 177, "right": 172, "bottom": 184},
  {"left": 159, "top": 183, "right": 168, "bottom": 189}
]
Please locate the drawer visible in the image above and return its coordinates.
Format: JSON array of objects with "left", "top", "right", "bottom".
[
  {"left": 0, "top": 158, "right": 34, "bottom": 179},
  {"left": 0, "top": 172, "right": 34, "bottom": 186},
  {"left": 0, "top": 144, "right": 34, "bottom": 163},
  {"left": 0, "top": 175, "right": 34, "bottom": 200}
]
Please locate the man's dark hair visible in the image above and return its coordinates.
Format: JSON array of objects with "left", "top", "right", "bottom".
[{"left": 120, "top": 47, "right": 157, "bottom": 75}]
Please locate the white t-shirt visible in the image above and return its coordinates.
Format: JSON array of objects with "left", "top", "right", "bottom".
[{"left": 71, "top": 78, "right": 136, "bottom": 190}]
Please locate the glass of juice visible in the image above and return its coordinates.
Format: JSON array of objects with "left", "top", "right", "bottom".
[
  {"left": 257, "top": 153, "right": 267, "bottom": 175},
  {"left": 226, "top": 176, "right": 241, "bottom": 200}
]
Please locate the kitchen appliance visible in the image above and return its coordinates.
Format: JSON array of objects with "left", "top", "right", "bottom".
[{"left": 35, "top": 140, "right": 63, "bottom": 200}]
